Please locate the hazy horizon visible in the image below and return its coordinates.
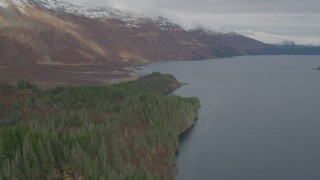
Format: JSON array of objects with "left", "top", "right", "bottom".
[{"left": 69, "top": 0, "right": 320, "bottom": 45}]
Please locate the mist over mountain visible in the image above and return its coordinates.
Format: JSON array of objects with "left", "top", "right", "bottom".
[
  {"left": 61, "top": 0, "right": 320, "bottom": 45},
  {"left": 0, "top": 0, "right": 319, "bottom": 86}
]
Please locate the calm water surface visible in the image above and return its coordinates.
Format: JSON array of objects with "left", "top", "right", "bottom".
[{"left": 136, "top": 55, "right": 320, "bottom": 180}]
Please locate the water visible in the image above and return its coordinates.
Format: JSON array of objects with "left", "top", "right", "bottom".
[{"left": 136, "top": 55, "right": 320, "bottom": 180}]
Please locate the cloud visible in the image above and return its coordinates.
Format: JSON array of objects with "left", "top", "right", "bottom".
[
  {"left": 237, "top": 30, "right": 320, "bottom": 45},
  {"left": 69, "top": 0, "right": 320, "bottom": 44}
]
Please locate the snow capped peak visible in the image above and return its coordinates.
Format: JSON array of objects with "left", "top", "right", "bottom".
[
  {"left": 0, "top": 0, "right": 28, "bottom": 8},
  {"left": 0, "top": 1, "right": 6, "bottom": 7},
  {"left": 39, "top": 0, "right": 134, "bottom": 18},
  {"left": 0, "top": 0, "right": 182, "bottom": 29},
  {"left": 0, "top": 0, "right": 154, "bottom": 27},
  {"left": 25, "top": 0, "right": 149, "bottom": 27},
  {"left": 189, "top": 24, "right": 223, "bottom": 35},
  {"left": 191, "top": 24, "right": 211, "bottom": 31},
  {"left": 153, "top": 16, "right": 183, "bottom": 31},
  {"left": 0, "top": 0, "right": 31, "bottom": 16}
]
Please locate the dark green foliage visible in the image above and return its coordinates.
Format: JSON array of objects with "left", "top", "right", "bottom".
[
  {"left": 0, "top": 73, "right": 200, "bottom": 179},
  {"left": 0, "top": 101, "right": 23, "bottom": 126},
  {"left": 6, "top": 111, "right": 22, "bottom": 126},
  {"left": 28, "top": 95, "right": 36, "bottom": 110},
  {"left": 191, "top": 51, "right": 206, "bottom": 60},
  {"left": 16, "top": 80, "right": 38, "bottom": 92}
]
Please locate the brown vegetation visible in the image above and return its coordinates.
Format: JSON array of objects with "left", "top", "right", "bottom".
[{"left": 0, "top": 2, "right": 274, "bottom": 87}]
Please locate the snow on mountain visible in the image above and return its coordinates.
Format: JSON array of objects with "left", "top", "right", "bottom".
[
  {"left": 0, "top": 0, "right": 27, "bottom": 10},
  {"left": 189, "top": 25, "right": 215, "bottom": 34},
  {"left": 153, "top": 16, "right": 184, "bottom": 31},
  {"left": 0, "top": 0, "right": 150, "bottom": 26},
  {"left": 188, "top": 24, "right": 243, "bottom": 38},
  {"left": 2, "top": 0, "right": 304, "bottom": 87},
  {"left": 0, "top": 1, "right": 7, "bottom": 7},
  {"left": 0, "top": 0, "right": 31, "bottom": 16},
  {"left": 34, "top": 0, "right": 185, "bottom": 29},
  {"left": 0, "top": 0, "right": 191, "bottom": 30},
  {"left": 0, "top": 0, "right": 27, "bottom": 8},
  {"left": 33, "top": 0, "right": 144, "bottom": 21},
  {"left": 236, "top": 29, "right": 320, "bottom": 46}
]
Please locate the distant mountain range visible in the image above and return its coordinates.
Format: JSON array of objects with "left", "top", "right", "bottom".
[
  {"left": 274, "top": 41, "right": 320, "bottom": 55},
  {"left": 0, "top": 0, "right": 319, "bottom": 86}
]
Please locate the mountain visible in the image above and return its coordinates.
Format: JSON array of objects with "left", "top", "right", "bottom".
[
  {"left": 274, "top": 41, "right": 320, "bottom": 55},
  {"left": 188, "top": 28, "right": 276, "bottom": 58},
  {"left": 0, "top": 0, "right": 286, "bottom": 86}
]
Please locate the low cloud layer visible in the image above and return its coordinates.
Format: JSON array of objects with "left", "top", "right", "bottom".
[{"left": 73, "top": 0, "right": 320, "bottom": 45}]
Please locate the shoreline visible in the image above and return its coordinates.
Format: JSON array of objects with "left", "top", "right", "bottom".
[{"left": 0, "top": 73, "right": 201, "bottom": 179}]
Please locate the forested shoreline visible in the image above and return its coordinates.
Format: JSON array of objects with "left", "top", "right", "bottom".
[{"left": 0, "top": 73, "right": 200, "bottom": 179}]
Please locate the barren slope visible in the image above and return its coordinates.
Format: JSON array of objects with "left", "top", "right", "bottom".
[{"left": 0, "top": 0, "right": 274, "bottom": 87}]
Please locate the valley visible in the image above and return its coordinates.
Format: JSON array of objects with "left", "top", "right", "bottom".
[{"left": 0, "top": 0, "right": 277, "bottom": 87}]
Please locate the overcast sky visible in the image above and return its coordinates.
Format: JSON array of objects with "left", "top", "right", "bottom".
[{"left": 75, "top": 0, "right": 320, "bottom": 45}]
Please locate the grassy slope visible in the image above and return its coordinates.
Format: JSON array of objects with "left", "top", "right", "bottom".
[{"left": 0, "top": 73, "right": 200, "bottom": 179}]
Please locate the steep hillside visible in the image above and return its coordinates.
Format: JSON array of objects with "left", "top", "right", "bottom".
[
  {"left": 187, "top": 28, "right": 276, "bottom": 58},
  {"left": 0, "top": 0, "right": 274, "bottom": 86}
]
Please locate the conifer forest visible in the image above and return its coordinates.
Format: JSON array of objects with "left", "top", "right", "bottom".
[{"left": 0, "top": 73, "right": 200, "bottom": 179}]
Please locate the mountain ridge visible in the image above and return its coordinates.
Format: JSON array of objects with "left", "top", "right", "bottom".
[{"left": 0, "top": 0, "right": 317, "bottom": 87}]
